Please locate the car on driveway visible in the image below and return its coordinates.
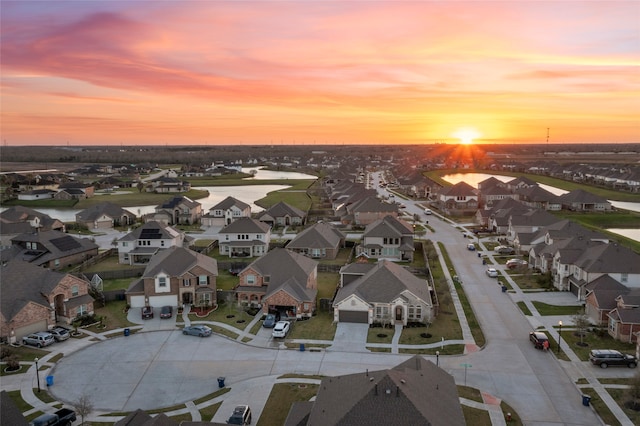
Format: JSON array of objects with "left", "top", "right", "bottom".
[
  {"left": 589, "top": 349, "right": 637, "bottom": 368},
  {"left": 494, "top": 245, "right": 515, "bottom": 255},
  {"left": 160, "top": 306, "right": 173, "bottom": 319},
  {"left": 142, "top": 306, "right": 154, "bottom": 319},
  {"left": 272, "top": 321, "right": 290, "bottom": 338},
  {"left": 506, "top": 258, "right": 528, "bottom": 269},
  {"left": 263, "top": 313, "right": 277, "bottom": 328},
  {"left": 183, "top": 325, "right": 212, "bottom": 337},
  {"left": 227, "top": 405, "right": 252, "bottom": 425},
  {"left": 49, "top": 326, "right": 70, "bottom": 342},
  {"left": 486, "top": 268, "right": 499, "bottom": 278},
  {"left": 22, "top": 332, "right": 55, "bottom": 348},
  {"left": 529, "top": 331, "right": 549, "bottom": 349}
]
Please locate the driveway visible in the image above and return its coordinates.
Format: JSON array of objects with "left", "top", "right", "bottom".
[{"left": 328, "top": 323, "right": 369, "bottom": 352}]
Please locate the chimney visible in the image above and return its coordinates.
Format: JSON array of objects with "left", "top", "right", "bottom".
[
  {"left": 375, "top": 384, "right": 378, "bottom": 395},
  {"left": 396, "top": 386, "right": 400, "bottom": 397}
]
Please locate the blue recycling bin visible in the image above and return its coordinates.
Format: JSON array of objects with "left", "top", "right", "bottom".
[
  {"left": 501, "top": 285, "right": 507, "bottom": 293},
  {"left": 217, "top": 377, "right": 226, "bottom": 388},
  {"left": 582, "top": 395, "right": 591, "bottom": 406},
  {"left": 46, "top": 375, "right": 54, "bottom": 386},
  {"left": 300, "top": 343, "right": 305, "bottom": 352},
  {"left": 124, "top": 328, "right": 130, "bottom": 337}
]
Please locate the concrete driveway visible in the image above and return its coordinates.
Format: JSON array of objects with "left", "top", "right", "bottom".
[{"left": 328, "top": 323, "right": 369, "bottom": 352}]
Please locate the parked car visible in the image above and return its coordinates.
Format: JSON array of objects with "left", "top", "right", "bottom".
[
  {"left": 227, "top": 405, "right": 252, "bottom": 425},
  {"left": 49, "top": 326, "right": 70, "bottom": 342},
  {"left": 141, "top": 306, "right": 154, "bottom": 319},
  {"left": 589, "top": 349, "right": 637, "bottom": 368},
  {"left": 506, "top": 259, "right": 528, "bottom": 269},
  {"left": 160, "top": 306, "right": 173, "bottom": 319},
  {"left": 529, "top": 331, "right": 549, "bottom": 349},
  {"left": 486, "top": 268, "right": 499, "bottom": 278},
  {"left": 30, "top": 408, "right": 76, "bottom": 426},
  {"left": 467, "top": 243, "right": 476, "bottom": 251},
  {"left": 494, "top": 245, "right": 515, "bottom": 255},
  {"left": 183, "top": 325, "right": 212, "bottom": 337},
  {"left": 22, "top": 332, "right": 55, "bottom": 348},
  {"left": 424, "top": 208, "right": 432, "bottom": 215},
  {"left": 263, "top": 313, "right": 277, "bottom": 328},
  {"left": 272, "top": 321, "right": 290, "bottom": 338}
]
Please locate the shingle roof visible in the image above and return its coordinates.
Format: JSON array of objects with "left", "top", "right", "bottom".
[
  {"left": 440, "top": 181, "right": 476, "bottom": 196},
  {"left": 10, "top": 230, "right": 98, "bottom": 267},
  {"left": 364, "top": 215, "right": 413, "bottom": 238},
  {"left": 287, "top": 222, "right": 345, "bottom": 250},
  {"left": 210, "top": 196, "right": 250, "bottom": 211},
  {"left": 260, "top": 201, "right": 305, "bottom": 218},
  {"left": 118, "top": 221, "right": 182, "bottom": 242},
  {"left": 76, "top": 202, "right": 136, "bottom": 222},
  {"left": 141, "top": 247, "right": 218, "bottom": 278},
  {"left": 219, "top": 217, "right": 271, "bottom": 234},
  {"left": 157, "top": 195, "right": 200, "bottom": 209}
]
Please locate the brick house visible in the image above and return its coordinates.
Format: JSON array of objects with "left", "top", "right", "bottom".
[
  {"left": 152, "top": 195, "right": 202, "bottom": 225},
  {"left": 1, "top": 259, "right": 94, "bottom": 343},
  {"left": 234, "top": 248, "right": 318, "bottom": 319},
  {"left": 76, "top": 202, "right": 137, "bottom": 230},
  {"left": 436, "top": 181, "right": 478, "bottom": 216},
  {"left": 356, "top": 215, "right": 414, "bottom": 262},
  {"left": 201, "top": 196, "right": 251, "bottom": 227},
  {"left": 607, "top": 290, "right": 640, "bottom": 343}
]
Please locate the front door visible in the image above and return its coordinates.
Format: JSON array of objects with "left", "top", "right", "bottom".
[{"left": 395, "top": 306, "right": 403, "bottom": 321}]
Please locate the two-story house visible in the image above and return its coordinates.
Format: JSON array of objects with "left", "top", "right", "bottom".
[
  {"left": 75, "top": 202, "right": 137, "bottom": 229},
  {"left": 201, "top": 196, "right": 251, "bottom": 227},
  {"left": 356, "top": 215, "right": 414, "bottom": 262},
  {"left": 437, "top": 182, "right": 478, "bottom": 216},
  {"left": 10, "top": 230, "right": 99, "bottom": 270},
  {"left": 117, "top": 221, "right": 187, "bottom": 264},
  {"left": 218, "top": 217, "right": 271, "bottom": 258},
  {"left": 234, "top": 248, "right": 318, "bottom": 319},
  {"left": 1, "top": 259, "right": 94, "bottom": 342},
  {"left": 286, "top": 222, "right": 345, "bottom": 260},
  {"left": 348, "top": 197, "right": 399, "bottom": 226},
  {"left": 125, "top": 246, "right": 218, "bottom": 309},
  {"left": 152, "top": 195, "right": 202, "bottom": 225}
]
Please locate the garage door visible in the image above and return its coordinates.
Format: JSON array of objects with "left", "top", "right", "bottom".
[
  {"left": 17, "top": 320, "right": 48, "bottom": 340},
  {"left": 129, "top": 295, "right": 146, "bottom": 308},
  {"left": 338, "top": 310, "right": 368, "bottom": 323},
  {"left": 149, "top": 295, "right": 178, "bottom": 307}
]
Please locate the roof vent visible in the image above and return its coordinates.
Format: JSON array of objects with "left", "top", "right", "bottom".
[
  {"left": 400, "top": 379, "right": 406, "bottom": 384},
  {"left": 385, "top": 389, "right": 391, "bottom": 395}
]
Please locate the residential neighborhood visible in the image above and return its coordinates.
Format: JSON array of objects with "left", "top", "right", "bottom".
[{"left": 1, "top": 144, "right": 640, "bottom": 425}]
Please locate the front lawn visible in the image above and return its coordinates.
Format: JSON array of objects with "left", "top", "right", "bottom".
[
  {"left": 557, "top": 328, "right": 636, "bottom": 361},
  {"left": 532, "top": 301, "right": 583, "bottom": 316},
  {"left": 257, "top": 383, "right": 319, "bottom": 426},
  {"left": 289, "top": 311, "right": 335, "bottom": 341}
]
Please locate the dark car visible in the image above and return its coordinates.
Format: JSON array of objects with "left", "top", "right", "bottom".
[
  {"left": 529, "top": 331, "right": 549, "bottom": 349},
  {"left": 589, "top": 349, "right": 637, "bottom": 368},
  {"left": 142, "top": 306, "right": 154, "bottom": 319},
  {"left": 227, "top": 405, "right": 252, "bottom": 425},
  {"left": 160, "top": 306, "right": 173, "bottom": 319},
  {"left": 263, "top": 313, "right": 277, "bottom": 328}
]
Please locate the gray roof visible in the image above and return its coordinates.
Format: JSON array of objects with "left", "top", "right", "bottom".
[
  {"left": 209, "top": 196, "right": 250, "bottom": 211},
  {"left": 259, "top": 201, "right": 305, "bottom": 219},
  {"left": 156, "top": 195, "right": 200, "bottom": 210},
  {"left": 118, "top": 221, "right": 182, "bottom": 242},
  {"left": 76, "top": 202, "right": 136, "bottom": 222},
  {"left": 10, "top": 230, "right": 98, "bottom": 267},
  {"left": 219, "top": 217, "right": 271, "bottom": 234},
  {"left": 559, "top": 189, "right": 609, "bottom": 204},
  {"left": 287, "top": 222, "right": 345, "bottom": 250},
  {"left": 576, "top": 243, "right": 640, "bottom": 274},
  {"left": 509, "top": 209, "right": 560, "bottom": 227},
  {"left": 440, "top": 181, "right": 476, "bottom": 196},
  {"left": 335, "top": 260, "right": 431, "bottom": 305},
  {"left": 0, "top": 206, "right": 64, "bottom": 232},
  {"left": 141, "top": 247, "right": 218, "bottom": 279},
  {"left": 348, "top": 196, "right": 398, "bottom": 214},
  {"left": 364, "top": 215, "right": 413, "bottom": 238},
  {"left": 306, "top": 356, "right": 464, "bottom": 426},
  {"left": 0, "top": 390, "right": 29, "bottom": 426}
]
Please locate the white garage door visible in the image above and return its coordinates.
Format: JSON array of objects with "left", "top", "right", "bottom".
[
  {"left": 149, "top": 295, "right": 178, "bottom": 307},
  {"left": 129, "top": 296, "right": 146, "bottom": 308},
  {"left": 17, "top": 320, "right": 48, "bottom": 340}
]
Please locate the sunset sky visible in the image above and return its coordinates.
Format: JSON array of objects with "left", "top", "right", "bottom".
[{"left": 1, "top": 1, "right": 638, "bottom": 146}]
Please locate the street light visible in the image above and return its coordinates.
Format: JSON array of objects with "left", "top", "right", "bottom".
[
  {"left": 557, "top": 321, "right": 563, "bottom": 354},
  {"left": 34, "top": 357, "right": 40, "bottom": 393},
  {"left": 436, "top": 351, "right": 440, "bottom": 367}
]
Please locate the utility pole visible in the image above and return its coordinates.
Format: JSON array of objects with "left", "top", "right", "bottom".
[{"left": 546, "top": 128, "right": 550, "bottom": 145}]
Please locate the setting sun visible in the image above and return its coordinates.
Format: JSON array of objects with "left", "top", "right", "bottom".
[{"left": 452, "top": 128, "right": 481, "bottom": 145}]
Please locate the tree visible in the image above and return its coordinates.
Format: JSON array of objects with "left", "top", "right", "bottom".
[
  {"left": 625, "top": 370, "right": 640, "bottom": 411},
  {"left": 72, "top": 394, "right": 93, "bottom": 426},
  {"left": 136, "top": 181, "right": 145, "bottom": 193},
  {"left": 572, "top": 311, "right": 590, "bottom": 346}
]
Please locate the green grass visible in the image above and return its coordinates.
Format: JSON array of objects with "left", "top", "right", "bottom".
[
  {"left": 93, "top": 300, "right": 136, "bottom": 330},
  {"left": 516, "top": 301, "right": 532, "bottom": 316},
  {"left": 1, "top": 345, "right": 48, "bottom": 362},
  {"left": 199, "top": 401, "right": 222, "bottom": 422},
  {"left": 317, "top": 272, "right": 339, "bottom": 300},
  {"left": 531, "top": 301, "right": 584, "bottom": 316},
  {"left": 367, "top": 327, "right": 394, "bottom": 344},
  {"left": 607, "top": 388, "right": 640, "bottom": 425},
  {"left": 257, "top": 383, "right": 319, "bottom": 426},
  {"left": 74, "top": 188, "right": 210, "bottom": 208},
  {"left": 580, "top": 387, "right": 621, "bottom": 426},
  {"left": 557, "top": 328, "right": 636, "bottom": 361},
  {"left": 462, "top": 405, "right": 492, "bottom": 426},
  {"left": 289, "top": 311, "right": 335, "bottom": 340}
]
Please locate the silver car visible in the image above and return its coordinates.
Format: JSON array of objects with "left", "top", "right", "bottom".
[
  {"left": 49, "top": 326, "right": 70, "bottom": 342},
  {"left": 22, "top": 332, "right": 55, "bottom": 348},
  {"left": 182, "top": 325, "right": 212, "bottom": 337}
]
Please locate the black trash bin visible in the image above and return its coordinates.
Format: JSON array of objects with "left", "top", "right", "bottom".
[
  {"left": 124, "top": 328, "right": 130, "bottom": 337},
  {"left": 217, "top": 377, "right": 226, "bottom": 388},
  {"left": 582, "top": 395, "right": 591, "bottom": 407},
  {"left": 501, "top": 285, "right": 507, "bottom": 293},
  {"left": 477, "top": 252, "right": 481, "bottom": 258}
]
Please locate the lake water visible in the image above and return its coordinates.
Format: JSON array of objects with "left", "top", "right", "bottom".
[{"left": 442, "top": 172, "right": 640, "bottom": 242}]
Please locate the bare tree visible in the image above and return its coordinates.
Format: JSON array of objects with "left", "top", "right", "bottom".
[
  {"left": 572, "top": 312, "right": 590, "bottom": 346},
  {"left": 72, "top": 394, "right": 93, "bottom": 426}
]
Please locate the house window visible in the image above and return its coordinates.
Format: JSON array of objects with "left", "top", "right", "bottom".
[
  {"left": 55, "top": 259, "right": 60, "bottom": 267},
  {"left": 264, "top": 276, "right": 270, "bottom": 283},
  {"left": 122, "top": 242, "right": 128, "bottom": 247},
  {"left": 161, "top": 241, "right": 165, "bottom": 247},
  {"left": 124, "top": 254, "right": 129, "bottom": 261},
  {"left": 225, "top": 234, "right": 229, "bottom": 241},
  {"left": 198, "top": 275, "right": 208, "bottom": 286},
  {"left": 183, "top": 278, "right": 191, "bottom": 287},
  {"left": 78, "top": 305, "right": 87, "bottom": 316},
  {"left": 609, "top": 317, "right": 616, "bottom": 333},
  {"left": 621, "top": 273, "right": 628, "bottom": 283},
  {"left": 303, "top": 303, "right": 309, "bottom": 311},
  {"left": 159, "top": 277, "right": 167, "bottom": 287},
  {"left": 247, "top": 275, "right": 255, "bottom": 285},
  {"left": 71, "top": 285, "right": 79, "bottom": 297}
]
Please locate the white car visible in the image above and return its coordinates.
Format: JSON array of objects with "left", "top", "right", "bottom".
[
  {"left": 424, "top": 208, "right": 432, "bottom": 215},
  {"left": 486, "top": 268, "right": 499, "bottom": 278},
  {"left": 272, "top": 321, "right": 290, "bottom": 338}
]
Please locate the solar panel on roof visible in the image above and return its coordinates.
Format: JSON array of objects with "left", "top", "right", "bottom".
[
  {"left": 50, "top": 236, "right": 82, "bottom": 251},
  {"left": 139, "top": 229, "right": 162, "bottom": 239}
]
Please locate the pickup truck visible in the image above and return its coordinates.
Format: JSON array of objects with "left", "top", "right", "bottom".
[{"left": 30, "top": 408, "right": 76, "bottom": 426}]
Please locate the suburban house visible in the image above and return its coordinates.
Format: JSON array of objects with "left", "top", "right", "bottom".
[
  {"left": 147, "top": 176, "right": 191, "bottom": 193},
  {"left": 436, "top": 181, "right": 478, "bottom": 216},
  {"left": 347, "top": 196, "right": 399, "bottom": 226},
  {"left": 234, "top": 248, "right": 318, "bottom": 319},
  {"left": 75, "top": 202, "right": 137, "bottom": 229},
  {"left": 152, "top": 195, "right": 202, "bottom": 225},
  {"left": 333, "top": 260, "right": 433, "bottom": 325},
  {"left": 256, "top": 201, "right": 306, "bottom": 227},
  {"left": 1, "top": 258, "right": 94, "bottom": 343},
  {"left": 0, "top": 206, "right": 65, "bottom": 248},
  {"left": 515, "top": 185, "right": 562, "bottom": 211},
  {"left": 286, "top": 222, "right": 345, "bottom": 260},
  {"left": 585, "top": 276, "right": 630, "bottom": 326},
  {"left": 559, "top": 189, "right": 613, "bottom": 212},
  {"left": 117, "top": 221, "right": 187, "bottom": 265},
  {"left": 125, "top": 246, "right": 218, "bottom": 309},
  {"left": 356, "top": 215, "right": 415, "bottom": 262},
  {"left": 481, "top": 198, "right": 531, "bottom": 234},
  {"left": 607, "top": 290, "right": 640, "bottom": 343},
  {"left": 506, "top": 208, "right": 560, "bottom": 243},
  {"left": 218, "top": 217, "right": 271, "bottom": 258},
  {"left": 17, "top": 189, "right": 56, "bottom": 201},
  {"left": 285, "top": 356, "right": 464, "bottom": 426},
  {"left": 201, "top": 196, "right": 251, "bottom": 227},
  {"left": 10, "top": 230, "right": 99, "bottom": 270},
  {"left": 476, "top": 177, "right": 514, "bottom": 208},
  {"left": 57, "top": 182, "right": 95, "bottom": 198}
]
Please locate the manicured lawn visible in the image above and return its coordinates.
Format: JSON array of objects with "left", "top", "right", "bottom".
[
  {"left": 516, "top": 301, "right": 532, "bottom": 316},
  {"left": 557, "top": 328, "right": 636, "bottom": 361},
  {"left": 289, "top": 311, "right": 335, "bottom": 341},
  {"left": 580, "top": 387, "right": 621, "bottom": 426},
  {"left": 0, "top": 345, "right": 47, "bottom": 362},
  {"left": 509, "top": 272, "right": 551, "bottom": 290},
  {"left": 367, "top": 326, "right": 394, "bottom": 344},
  {"left": 606, "top": 388, "right": 640, "bottom": 425},
  {"left": 257, "top": 383, "right": 319, "bottom": 426},
  {"left": 93, "top": 300, "right": 136, "bottom": 330},
  {"left": 531, "top": 301, "right": 583, "bottom": 316},
  {"left": 75, "top": 188, "right": 210, "bottom": 208},
  {"left": 317, "top": 272, "right": 339, "bottom": 300}
]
